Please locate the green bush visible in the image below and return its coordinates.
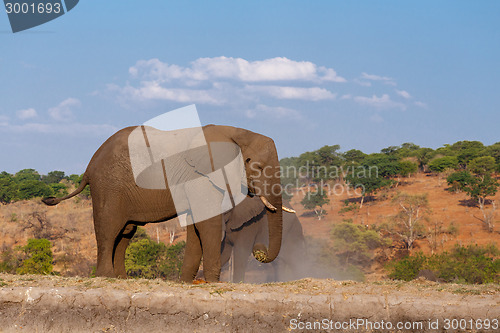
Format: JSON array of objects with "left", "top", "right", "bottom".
[
  {"left": 387, "top": 252, "right": 427, "bottom": 281},
  {"left": 17, "top": 239, "right": 53, "bottom": 275},
  {"left": 125, "top": 227, "right": 185, "bottom": 280},
  {"left": 331, "top": 221, "right": 388, "bottom": 267},
  {"left": 387, "top": 245, "right": 500, "bottom": 284},
  {"left": 0, "top": 172, "right": 18, "bottom": 203},
  {"left": 446, "top": 171, "right": 474, "bottom": 192},
  {"left": 429, "top": 156, "right": 459, "bottom": 173},
  {"left": 17, "top": 180, "right": 53, "bottom": 200}
]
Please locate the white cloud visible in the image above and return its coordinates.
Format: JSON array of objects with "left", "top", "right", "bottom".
[
  {"left": 340, "top": 94, "right": 352, "bottom": 100},
  {"left": 246, "top": 85, "right": 336, "bottom": 101},
  {"left": 16, "top": 108, "right": 37, "bottom": 120},
  {"left": 48, "top": 98, "right": 81, "bottom": 121},
  {"left": 1, "top": 122, "right": 117, "bottom": 136},
  {"left": 130, "top": 57, "right": 346, "bottom": 83},
  {"left": 414, "top": 101, "right": 428, "bottom": 108},
  {"left": 353, "top": 79, "right": 372, "bottom": 87},
  {"left": 121, "top": 83, "right": 221, "bottom": 104},
  {"left": 361, "top": 72, "right": 397, "bottom": 86},
  {"left": 354, "top": 94, "right": 406, "bottom": 110},
  {"left": 395, "top": 90, "right": 411, "bottom": 99},
  {"left": 246, "top": 104, "right": 302, "bottom": 120}
]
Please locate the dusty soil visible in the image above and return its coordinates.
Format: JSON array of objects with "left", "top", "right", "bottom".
[{"left": 1, "top": 274, "right": 499, "bottom": 333}]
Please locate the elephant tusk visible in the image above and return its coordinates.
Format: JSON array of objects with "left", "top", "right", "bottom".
[
  {"left": 260, "top": 196, "right": 277, "bottom": 211},
  {"left": 282, "top": 206, "right": 296, "bottom": 213}
]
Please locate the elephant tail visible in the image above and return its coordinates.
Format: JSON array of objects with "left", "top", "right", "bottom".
[{"left": 42, "top": 174, "right": 89, "bottom": 206}]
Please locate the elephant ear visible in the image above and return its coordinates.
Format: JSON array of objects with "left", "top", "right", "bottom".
[{"left": 224, "top": 195, "right": 266, "bottom": 231}]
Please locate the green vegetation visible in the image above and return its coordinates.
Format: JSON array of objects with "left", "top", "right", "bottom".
[
  {"left": 344, "top": 172, "right": 392, "bottom": 208},
  {"left": 300, "top": 189, "right": 330, "bottom": 219},
  {"left": 0, "top": 169, "right": 90, "bottom": 204},
  {"left": 429, "top": 156, "right": 459, "bottom": 173},
  {"left": 125, "top": 227, "right": 185, "bottom": 280},
  {"left": 388, "top": 244, "right": 500, "bottom": 284},
  {"left": 17, "top": 239, "right": 53, "bottom": 275},
  {"left": 447, "top": 159, "right": 499, "bottom": 232}
]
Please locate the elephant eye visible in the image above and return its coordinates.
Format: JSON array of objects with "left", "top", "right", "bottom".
[{"left": 245, "top": 158, "right": 251, "bottom": 163}]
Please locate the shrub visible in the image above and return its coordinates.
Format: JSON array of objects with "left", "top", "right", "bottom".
[
  {"left": 429, "top": 156, "right": 459, "bottom": 173},
  {"left": 17, "top": 180, "right": 53, "bottom": 200},
  {"left": 17, "top": 239, "right": 53, "bottom": 275},
  {"left": 125, "top": 227, "right": 185, "bottom": 280},
  {"left": 446, "top": 171, "right": 474, "bottom": 192},
  {"left": 331, "top": 221, "right": 388, "bottom": 267},
  {"left": 387, "top": 252, "right": 427, "bottom": 281},
  {"left": 387, "top": 244, "right": 500, "bottom": 284}
]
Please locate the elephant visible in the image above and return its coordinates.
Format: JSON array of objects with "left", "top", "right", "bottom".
[
  {"left": 42, "top": 124, "right": 284, "bottom": 282},
  {"left": 220, "top": 196, "right": 307, "bottom": 283}
]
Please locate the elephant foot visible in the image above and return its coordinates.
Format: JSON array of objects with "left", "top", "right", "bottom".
[{"left": 193, "top": 278, "right": 208, "bottom": 284}]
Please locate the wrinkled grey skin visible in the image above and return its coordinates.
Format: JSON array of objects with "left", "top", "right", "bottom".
[{"left": 221, "top": 196, "right": 307, "bottom": 282}]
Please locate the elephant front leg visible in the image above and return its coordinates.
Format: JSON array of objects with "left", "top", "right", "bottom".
[
  {"left": 180, "top": 223, "right": 203, "bottom": 282},
  {"left": 196, "top": 215, "right": 223, "bottom": 282},
  {"left": 232, "top": 239, "right": 254, "bottom": 283}
]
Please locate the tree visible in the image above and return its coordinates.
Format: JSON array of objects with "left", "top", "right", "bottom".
[
  {"left": 301, "top": 189, "right": 330, "bottom": 219},
  {"left": 0, "top": 172, "right": 18, "bottom": 203},
  {"left": 342, "top": 149, "right": 366, "bottom": 165},
  {"left": 331, "top": 222, "right": 386, "bottom": 268},
  {"left": 428, "top": 156, "right": 459, "bottom": 173},
  {"left": 41, "top": 170, "right": 66, "bottom": 184},
  {"left": 391, "top": 192, "right": 429, "bottom": 250},
  {"left": 468, "top": 156, "right": 496, "bottom": 175},
  {"left": 381, "top": 146, "right": 400, "bottom": 156},
  {"left": 362, "top": 154, "right": 401, "bottom": 178},
  {"left": 17, "top": 238, "right": 53, "bottom": 275},
  {"left": 448, "top": 165, "right": 499, "bottom": 232},
  {"left": 17, "top": 180, "right": 53, "bottom": 200},
  {"left": 14, "top": 169, "right": 41, "bottom": 182},
  {"left": 345, "top": 173, "right": 392, "bottom": 208},
  {"left": 411, "top": 147, "right": 435, "bottom": 171},
  {"left": 446, "top": 170, "right": 474, "bottom": 193},
  {"left": 397, "top": 160, "right": 418, "bottom": 178},
  {"left": 317, "top": 145, "right": 342, "bottom": 166},
  {"left": 462, "top": 174, "right": 499, "bottom": 232}
]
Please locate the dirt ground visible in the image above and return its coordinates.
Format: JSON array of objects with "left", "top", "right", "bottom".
[{"left": 1, "top": 274, "right": 499, "bottom": 333}]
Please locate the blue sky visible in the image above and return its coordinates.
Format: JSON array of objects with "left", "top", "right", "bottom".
[{"left": 1, "top": 1, "right": 499, "bottom": 174}]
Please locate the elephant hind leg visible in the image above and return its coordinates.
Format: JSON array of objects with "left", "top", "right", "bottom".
[
  {"left": 94, "top": 211, "right": 127, "bottom": 278},
  {"left": 113, "top": 224, "right": 137, "bottom": 278},
  {"left": 180, "top": 224, "right": 203, "bottom": 282}
]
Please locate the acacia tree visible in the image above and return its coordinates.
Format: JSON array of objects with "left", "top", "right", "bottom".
[
  {"left": 391, "top": 192, "right": 429, "bottom": 250},
  {"left": 447, "top": 157, "right": 499, "bottom": 232},
  {"left": 463, "top": 174, "right": 498, "bottom": 232},
  {"left": 345, "top": 173, "right": 392, "bottom": 208},
  {"left": 301, "top": 189, "right": 330, "bottom": 220}
]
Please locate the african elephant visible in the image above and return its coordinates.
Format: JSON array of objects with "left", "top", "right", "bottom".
[
  {"left": 221, "top": 196, "right": 307, "bottom": 283},
  {"left": 42, "top": 124, "right": 283, "bottom": 282}
]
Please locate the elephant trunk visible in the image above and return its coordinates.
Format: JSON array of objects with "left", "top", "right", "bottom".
[{"left": 252, "top": 168, "right": 282, "bottom": 263}]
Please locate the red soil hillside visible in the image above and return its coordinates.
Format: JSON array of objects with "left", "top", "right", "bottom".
[{"left": 289, "top": 172, "right": 500, "bottom": 254}]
